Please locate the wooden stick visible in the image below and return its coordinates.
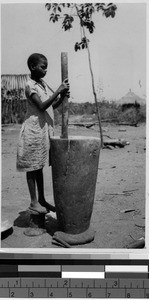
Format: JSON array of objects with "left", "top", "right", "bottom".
[{"left": 61, "top": 52, "right": 69, "bottom": 139}]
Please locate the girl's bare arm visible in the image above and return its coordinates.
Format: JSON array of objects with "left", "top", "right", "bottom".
[
  {"left": 30, "top": 79, "right": 69, "bottom": 111},
  {"left": 52, "top": 91, "right": 70, "bottom": 110}
]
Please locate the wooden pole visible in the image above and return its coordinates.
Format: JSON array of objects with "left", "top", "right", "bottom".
[{"left": 61, "top": 52, "right": 69, "bottom": 139}]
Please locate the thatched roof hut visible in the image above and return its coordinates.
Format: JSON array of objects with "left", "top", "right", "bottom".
[
  {"left": 1, "top": 74, "right": 29, "bottom": 99},
  {"left": 118, "top": 89, "right": 146, "bottom": 106}
]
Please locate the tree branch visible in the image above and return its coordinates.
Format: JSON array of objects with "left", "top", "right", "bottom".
[{"left": 75, "top": 4, "right": 103, "bottom": 148}]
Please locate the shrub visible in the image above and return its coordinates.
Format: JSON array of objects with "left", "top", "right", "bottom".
[{"left": 1, "top": 89, "right": 146, "bottom": 125}]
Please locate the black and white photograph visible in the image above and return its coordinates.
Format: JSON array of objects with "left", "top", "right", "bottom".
[{"left": 1, "top": 1, "right": 146, "bottom": 249}]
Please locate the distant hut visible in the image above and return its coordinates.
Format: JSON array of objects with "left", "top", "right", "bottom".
[
  {"left": 1, "top": 74, "right": 29, "bottom": 124},
  {"left": 118, "top": 89, "right": 145, "bottom": 110}
]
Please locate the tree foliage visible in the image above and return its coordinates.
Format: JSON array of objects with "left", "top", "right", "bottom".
[{"left": 45, "top": 3, "right": 117, "bottom": 51}]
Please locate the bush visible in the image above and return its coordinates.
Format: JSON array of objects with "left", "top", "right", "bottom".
[
  {"left": 1, "top": 89, "right": 146, "bottom": 125},
  {"left": 117, "top": 107, "right": 138, "bottom": 124},
  {"left": 51, "top": 101, "right": 146, "bottom": 125},
  {"left": 137, "top": 105, "right": 146, "bottom": 123}
]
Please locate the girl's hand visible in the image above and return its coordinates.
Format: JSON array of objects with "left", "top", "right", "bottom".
[
  {"left": 61, "top": 90, "right": 70, "bottom": 99},
  {"left": 66, "top": 90, "right": 70, "bottom": 98},
  {"left": 58, "top": 78, "right": 69, "bottom": 94}
]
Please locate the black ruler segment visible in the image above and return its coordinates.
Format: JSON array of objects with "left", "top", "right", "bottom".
[
  {"left": 0, "top": 259, "right": 149, "bottom": 265},
  {"left": 0, "top": 265, "right": 18, "bottom": 272},
  {"left": 106, "top": 273, "right": 148, "bottom": 279},
  {"left": 0, "top": 272, "right": 61, "bottom": 278}
]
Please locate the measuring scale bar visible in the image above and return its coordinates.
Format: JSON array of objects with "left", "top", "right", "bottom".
[
  {"left": 0, "top": 260, "right": 149, "bottom": 298},
  {"left": 1, "top": 277, "right": 149, "bottom": 298}
]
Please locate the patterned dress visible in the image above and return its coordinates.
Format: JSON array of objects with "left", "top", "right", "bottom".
[{"left": 16, "top": 78, "right": 54, "bottom": 172}]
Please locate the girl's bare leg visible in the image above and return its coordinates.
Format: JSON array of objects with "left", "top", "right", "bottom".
[
  {"left": 26, "top": 171, "right": 47, "bottom": 213},
  {"left": 35, "top": 169, "right": 56, "bottom": 212}
]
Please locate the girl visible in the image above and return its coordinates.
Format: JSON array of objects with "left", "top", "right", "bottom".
[{"left": 16, "top": 53, "right": 69, "bottom": 214}]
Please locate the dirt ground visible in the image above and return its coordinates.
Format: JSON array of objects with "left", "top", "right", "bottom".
[{"left": 1, "top": 122, "right": 146, "bottom": 249}]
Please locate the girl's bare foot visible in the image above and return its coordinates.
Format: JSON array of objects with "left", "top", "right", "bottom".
[
  {"left": 29, "top": 202, "right": 47, "bottom": 214},
  {"left": 38, "top": 198, "right": 56, "bottom": 212}
]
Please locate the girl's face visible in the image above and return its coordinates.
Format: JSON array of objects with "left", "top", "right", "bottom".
[{"left": 32, "top": 58, "right": 48, "bottom": 79}]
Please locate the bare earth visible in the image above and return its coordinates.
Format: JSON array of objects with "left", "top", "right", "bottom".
[{"left": 1, "top": 123, "right": 146, "bottom": 248}]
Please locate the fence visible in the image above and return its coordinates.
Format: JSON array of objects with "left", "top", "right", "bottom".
[
  {"left": 1, "top": 74, "right": 29, "bottom": 124},
  {"left": 2, "top": 93, "right": 27, "bottom": 124}
]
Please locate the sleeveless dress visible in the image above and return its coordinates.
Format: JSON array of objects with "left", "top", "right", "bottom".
[{"left": 16, "top": 78, "right": 54, "bottom": 172}]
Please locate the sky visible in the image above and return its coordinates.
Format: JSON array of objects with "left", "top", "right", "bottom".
[{"left": 1, "top": 1, "right": 147, "bottom": 103}]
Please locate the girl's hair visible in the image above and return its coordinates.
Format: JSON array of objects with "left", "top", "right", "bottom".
[{"left": 27, "top": 53, "right": 47, "bottom": 70}]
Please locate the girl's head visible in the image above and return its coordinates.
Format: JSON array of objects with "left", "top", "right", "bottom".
[{"left": 27, "top": 53, "right": 48, "bottom": 79}]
